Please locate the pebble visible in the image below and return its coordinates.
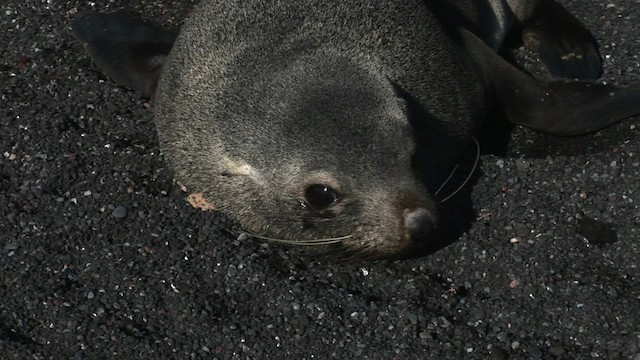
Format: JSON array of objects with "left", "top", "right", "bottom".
[
  {"left": 4, "top": 241, "right": 20, "bottom": 251},
  {"left": 489, "top": 347, "right": 508, "bottom": 360},
  {"left": 111, "top": 206, "right": 128, "bottom": 219},
  {"left": 549, "top": 346, "right": 566, "bottom": 356}
]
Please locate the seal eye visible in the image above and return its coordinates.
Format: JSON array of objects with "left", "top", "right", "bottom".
[{"left": 304, "top": 184, "right": 339, "bottom": 210}]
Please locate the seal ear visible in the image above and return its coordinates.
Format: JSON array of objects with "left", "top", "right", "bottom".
[
  {"left": 71, "top": 10, "right": 177, "bottom": 98},
  {"left": 461, "top": 28, "right": 640, "bottom": 136}
]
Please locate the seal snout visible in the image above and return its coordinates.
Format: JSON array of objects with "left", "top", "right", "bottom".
[
  {"left": 395, "top": 193, "right": 438, "bottom": 247},
  {"left": 403, "top": 207, "right": 437, "bottom": 243}
]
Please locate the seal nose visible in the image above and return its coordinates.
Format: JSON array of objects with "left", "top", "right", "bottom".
[{"left": 404, "top": 208, "right": 436, "bottom": 242}]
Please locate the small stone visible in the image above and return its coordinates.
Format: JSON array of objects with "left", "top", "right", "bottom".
[
  {"left": 4, "top": 241, "right": 19, "bottom": 251},
  {"left": 489, "top": 347, "right": 508, "bottom": 360},
  {"left": 111, "top": 206, "right": 128, "bottom": 219},
  {"left": 549, "top": 346, "right": 566, "bottom": 356},
  {"left": 529, "top": 347, "right": 543, "bottom": 358}
]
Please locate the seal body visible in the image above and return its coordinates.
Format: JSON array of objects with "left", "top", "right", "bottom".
[
  {"left": 154, "top": 0, "right": 486, "bottom": 256},
  {"left": 72, "top": 0, "right": 640, "bottom": 258}
]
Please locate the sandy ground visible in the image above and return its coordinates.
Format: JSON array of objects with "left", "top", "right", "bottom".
[{"left": 1, "top": 0, "right": 639, "bottom": 359}]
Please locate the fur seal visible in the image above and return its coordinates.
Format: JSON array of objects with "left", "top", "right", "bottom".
[{"left": 72, "top": 0, "right": 640, "bottom": 259}]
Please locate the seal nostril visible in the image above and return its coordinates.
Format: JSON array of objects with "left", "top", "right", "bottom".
[{"left": 404, "top": 208, "right": 435, "bottom": 242}]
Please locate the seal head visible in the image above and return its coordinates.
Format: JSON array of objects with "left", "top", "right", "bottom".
[{"left": 160, "top": 50, "right": 439, "bottom": 258}]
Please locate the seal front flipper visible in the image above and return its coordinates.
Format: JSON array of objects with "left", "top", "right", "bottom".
[
  {"left": 71, "top": 10, "right": 177, "bottom": 98},
  {"left": 462, "top": 29, "right": 640, "bottom": 136},
  {"left": 512, "top": 0, "right": 602, "bottom": 80}
]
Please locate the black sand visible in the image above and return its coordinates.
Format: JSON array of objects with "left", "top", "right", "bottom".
[{"left": 1, "top": 0, "right": 639, "bottom": 358}]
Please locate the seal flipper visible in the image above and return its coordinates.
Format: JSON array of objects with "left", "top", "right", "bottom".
[
  {"left": 505, "top": 82, "right": 640, "bottom": 136},
  {"left": 462, "top": 28, "right": 640, "bottom": 136},
  {"left": 515, "top": 0, "right": 602, "bottom": 80},
  {"left": 71, "top": 10, "right": 177, "bottom": 98}
]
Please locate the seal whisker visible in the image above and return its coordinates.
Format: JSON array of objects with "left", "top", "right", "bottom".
[
  {"left": 242, "top": 231, "right": 352, "bottom": 246},
  {"left": 434, "top": 164, "right": 459, "bottom": 198},
  {"left": 436, "top": 137, "right": 481, "bottom": 204}
]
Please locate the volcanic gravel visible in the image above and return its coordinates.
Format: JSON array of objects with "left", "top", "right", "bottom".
[{"left": 1, "top": 0, "right": 639, "bottom": 359}]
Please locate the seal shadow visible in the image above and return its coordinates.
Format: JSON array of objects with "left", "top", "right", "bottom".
[
  {"left": 410, "top": 148, "right": 483, "bottom": 258},
  {"left": 394, "top": 87, "right": 483, "bottom": 259},
  {"left": 409, "top": 104, "right": 638, "bottom": 260}
]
